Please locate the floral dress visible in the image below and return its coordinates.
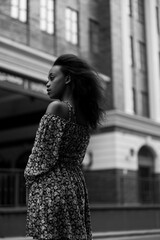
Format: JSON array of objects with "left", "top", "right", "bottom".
[{"left": 24, "top": 101, "right": 92, "bottom": 240}]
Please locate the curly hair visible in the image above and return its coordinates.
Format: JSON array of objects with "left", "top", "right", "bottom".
[{"left": 53, "top": 54, "right": 105, "bottom": 130}]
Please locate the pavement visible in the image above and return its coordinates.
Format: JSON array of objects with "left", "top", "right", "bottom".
[{"left": 1, "top": 229, "right": 160, "bottom": 239}]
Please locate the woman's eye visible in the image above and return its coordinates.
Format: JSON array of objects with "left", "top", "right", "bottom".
[{"left": 50, "top": 76, "right": 55, "bottom": 81}]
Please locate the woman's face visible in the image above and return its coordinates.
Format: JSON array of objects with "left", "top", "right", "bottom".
[{"left": 46, "top": 65, "right": 66, "bottom": 100}]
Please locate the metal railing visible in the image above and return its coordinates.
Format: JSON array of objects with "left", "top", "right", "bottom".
[
  {"left": 120, "top": 174, "right": 160, "bottom": 204},
  {"left": 0, "top": 169, "right": 26, "bottom": 207},
  {"left": 0, "top": 169, "right": 160, "bottom": 207}
]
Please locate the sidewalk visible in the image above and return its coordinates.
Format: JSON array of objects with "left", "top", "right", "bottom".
[
  {"left": 93, "top": 229, "right": 160, "bottom": 238},
  {"left": 1, "top": 229, "right": 160, "bottom": 239}
]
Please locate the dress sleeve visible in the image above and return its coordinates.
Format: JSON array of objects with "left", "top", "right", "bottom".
[{"left": 24, "top": 113, "right": 67, "bottom": 187}]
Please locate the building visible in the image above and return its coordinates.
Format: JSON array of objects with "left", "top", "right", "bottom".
[
  {"left": 0, "top": 0, "right": 160, "bottom": 237},
  {"left": 85, "top": 0, "right": 160, "bottom": 205}
]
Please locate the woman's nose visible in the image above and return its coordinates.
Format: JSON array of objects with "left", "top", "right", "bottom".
[{"left": 46, "top": 81, "right": 50, "bottom": 87}]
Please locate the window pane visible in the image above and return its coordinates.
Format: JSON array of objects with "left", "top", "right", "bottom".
[
  {"left": 48, "top": 0, "right": 53, "bottom": 10},
  {"left": 72, "top": 11, "right": 77, "bottom": 22},
  {"left": 40, "top": 20, "right": 46, "bottom": 30},
  {"left": 40, "top": 8, "right": 46, "bottom": 19},
  {"left": 41, "top": 0, "right": 46, "bottom": 7},
  {"left": 47, "top": 23, "right": 53, "bottom": 34},
  {"left": 48, "top": 10, "right": 53, "bottom": 22},
  {"left": 66, "top": 19, "right": 70, "bottom": 30},
  {"left": 11, "top": 6, "right": 18, "bottom": 18},
  {"left": 66, "top": 30, "right": 71, "bottom": 41},
  {"left": 19, "top": 10, "right": 27, "bottom": 22},
  {"left": 20, "top": 0, "right": 27, "bottom": 10},
  {"left": 11, "top": 0, "right": 18, "bottom": 6},
  {"left": 72, "top": 22, "right": 77, "bottom": 33},
  {"left": 66, "top": 8, "right": 71, "bottom": 19},
  {"left": 72, "top": 34, "right": 77, "bottom": 45}
]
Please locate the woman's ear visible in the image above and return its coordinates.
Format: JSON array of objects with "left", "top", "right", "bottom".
[{"left": 65, "top": 75, "right": 71, "bottom": 85}]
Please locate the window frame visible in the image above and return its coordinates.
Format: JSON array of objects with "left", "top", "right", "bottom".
[
  {"left": 137, "top": 0, "right": 145, "bottom": 24},
  {"left": 138, "top": 41, "right": 147, "bottom": 72},
  {"left": 40, "top": 0, "right": 55, "bottom": 35},
  {"left": 128, "top": 0, "right": 132, "bottom": 16},
  {"left": 65, "top": 7, "right": 79, "bottom": 45},
  {"left": 132, "top": 87, "right": 137, "bottom": 114},
  {"left": 141, "top": 90, "right": 149, "bottom": 117},
  {"left": 10, "top": 0, "right": 28, "bottom": 23},
  {"left": 89, "top": 18, "right": 99, "bottom": 54},
  {"left": 156, "top": 6, "right": 160, "bottom": 34},
  {"left": 130, "top": 36, "right": 134, "bottom": 67}
]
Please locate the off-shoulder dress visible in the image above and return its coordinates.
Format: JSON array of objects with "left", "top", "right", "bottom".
[{"left": 24, "top": 101, "right": 92, "bottom": 240}]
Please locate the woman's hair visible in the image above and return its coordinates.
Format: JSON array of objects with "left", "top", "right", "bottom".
[{"left": 53, "top": 54, "right": 105, "bottom": 130}]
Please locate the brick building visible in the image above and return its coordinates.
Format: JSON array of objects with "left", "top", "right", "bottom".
[{"left": 0, "top": 0, "right": 160, "bottom": 237}]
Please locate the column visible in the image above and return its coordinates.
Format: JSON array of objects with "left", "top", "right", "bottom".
[
  {"left": 121, "top": 0, "right": 134, "bottom": 114},
  {"left": 145, "top": 0, "right": 160, "bottom": 122}
]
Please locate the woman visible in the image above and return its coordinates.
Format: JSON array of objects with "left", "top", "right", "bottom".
[{"left": 24, "top": 54, "right": 105, "bottom": 240}]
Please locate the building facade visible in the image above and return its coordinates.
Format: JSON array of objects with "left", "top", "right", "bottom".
[
  {"left": 85, "top": 0, "right": 160, "bottom": 205},
  {"left": 0, "top": 0, "right": 160, "bottom": 237}
]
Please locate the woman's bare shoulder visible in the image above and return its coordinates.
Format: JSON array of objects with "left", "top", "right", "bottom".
[{"left": 45, "top": 100, "right": 69, "bottom": 120}]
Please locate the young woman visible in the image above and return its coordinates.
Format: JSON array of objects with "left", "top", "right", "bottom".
[{"left": 24, "top": 54, "right": 105, "bottom": 240}]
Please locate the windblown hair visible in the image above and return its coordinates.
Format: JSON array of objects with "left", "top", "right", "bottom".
[{"left": 53, "top": 54, "right": 105, "bottom": 130}]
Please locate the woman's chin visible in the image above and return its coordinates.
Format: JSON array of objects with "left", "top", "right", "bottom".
[{"left": 47, "top": 92, "right": 54, "bottom": 99}]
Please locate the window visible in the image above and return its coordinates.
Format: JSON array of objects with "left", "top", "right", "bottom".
[
  {"left": 10, "top": 0, "right": 27, "bottom": 22},
  {"left": 89, "top": 19, "right": 99, "bottom": 54},
  {"left": 138, "top": 0, "right": 145, "bottom": 23},
  {"left": 139, "top": 41, "right": 147, "bottom": 71},
  {"left": 128, "top": 0, "right": 132, "bottom": 16},
  {"left": 132, "top": 87, "right": 137, "bottom": 114},
  {"left": 156, "top": 6, "right": 160, "bottom": 34},
  {"left": 130, "top": 36, "right": 134, "bottom": 66},
  {"left": 40, "top": 0, "right": 55, "bottom": 34},
  {"left": 65, "top": 8, "right": 78, "bottom": 45},
  {"left": 141, "top": 91, "right": 149, "bottom": 117}
]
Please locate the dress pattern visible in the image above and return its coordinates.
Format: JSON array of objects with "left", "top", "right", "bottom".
[{"left": 24, "top": 101, "right": 92, "bottom": 240}]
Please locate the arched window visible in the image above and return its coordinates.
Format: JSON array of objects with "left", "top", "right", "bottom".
[{"left": 138, "top": 145, "right": 155, "bottom": 203}]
